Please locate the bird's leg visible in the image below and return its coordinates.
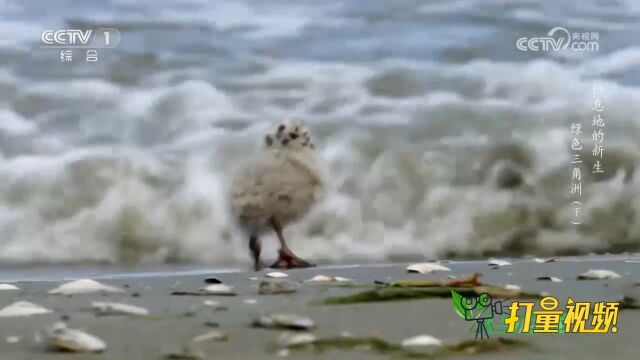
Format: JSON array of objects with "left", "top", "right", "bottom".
[
  {"left": 249, "top": 235, "right": 266, "bottom": 271},
  {"left": 269, "top": 217, "right": 315, "bottom": 269}
]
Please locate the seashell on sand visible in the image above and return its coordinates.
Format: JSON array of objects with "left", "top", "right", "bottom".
[
  {"left": 504, "top": 284, "right": 521, "bottom": 291},
  {"left": 277, "top": 349, "right": 290, "bottom": 357},
  {"left": 577, "top": 269, "right": 622, "bottom": 280},
  {"left": 200, "top": 284, "right": 236, "bottom": 296},
  {"left": 37, "top": 322, "right": 106, "bottom": 353},
  {"left": 306, "top": 275, "right": 352, "bottom": 282},
  {"left": 203, "top": 300, "right": 222, "bottom": 309},
  {"left": 253, "top": 313, "right": 315, "bottom": 331},
  {"left": 0, "top": 301, "right": 52, "bottom": 318},
  {"left": 488, "top": 259, "right": 512, "bottom": 267},
  {"left": 277, "top": 332, "right": 317, "bottom": 347},
  {"left": 163, "top": 346, "right": 204, "bottom": 359},
  {"left": 48, "top": 279, "right": 123, "bottom": 295},
  {"left": 307, "top": 275, "right": 333, "bottom": 282},
  {"left": 192, "top": 330, "right": 229, "bottom": 343},
  {"left": 266, "top": 272, "right": 289, "bottom": 278},
  {"left": 401, "top": 334, "right": 443, "bottom": 348},
  {"left": 406, "top": 263, "right": 451, "bottom": 274},
  {"left": 259, "top": 278, "right": 300, "bottom": 295},
  {"left": 92, "top": 302, "right": 149, "bottom": 316}
]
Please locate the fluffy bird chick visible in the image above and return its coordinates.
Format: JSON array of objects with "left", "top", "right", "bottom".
[{"left": 229, "top": 120, "right": 324, "bottom": 270}]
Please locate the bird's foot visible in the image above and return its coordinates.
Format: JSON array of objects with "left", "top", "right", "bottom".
[
  {"left": 253, "top": 260, "right": 268, "bottom": 271},
  {"left": 269, "top": 249, "right": 316, "bottom": 269}
]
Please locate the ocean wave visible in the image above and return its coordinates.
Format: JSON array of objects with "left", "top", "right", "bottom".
[{"left": 1, "top": 51, "right": 640, "bottom": 264}]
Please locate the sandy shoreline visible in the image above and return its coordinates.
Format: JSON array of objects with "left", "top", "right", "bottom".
[{"left": 1, "top": 256, "right": 639, "bottom": 360}]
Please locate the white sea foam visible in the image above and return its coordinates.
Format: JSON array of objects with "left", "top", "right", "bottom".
[
  {"left": 581, "top": 47, "right": 640, "bottom": 77},
  {"left": 0, "top": 109, "right": 37, "bottom": 136},
  {"left": 1, "top": 54, "right": 638, "bottom": 264}
]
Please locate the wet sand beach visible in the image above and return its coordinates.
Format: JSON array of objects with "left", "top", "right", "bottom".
[{"left": 1, "top": 256, "right": 638, "bottom": 360}]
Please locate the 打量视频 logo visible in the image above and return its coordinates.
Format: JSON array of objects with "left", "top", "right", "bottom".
[{"left": 451, "top": 291, "right": 619, "bottom": 339}]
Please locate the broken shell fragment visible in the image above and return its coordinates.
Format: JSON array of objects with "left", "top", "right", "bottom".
[
  {"left": 266, "top": 271, "right": 289, "bottom": 278},
  {"left": 0, "top": 284, "right": 19, "bottom": 291},
  {"left": 92, "top": 302, "right": 149, "bottom": 316},
  {"left": 164, "top": 346, "right": 204, "bottom": 360},
  {"left": 488, "top": 259, "right": 512, "bottom": 267},
  {"left": 277, "top": 332, "right": 317, "bottom": 347},
  {"left": 203, "top": 300, "right": 219, "bottom": 307},
  {"left": 202, "top": 300, "right": 227, "bottom": 311},
  {"left": 504, "top": 284, "right": 521, "bottom": 291},
  {"left": 577, "top": 269, "right": 622, "bottom": 280},
  {"left": 536, "top": 276, "right": 563, "bottom": 282},
  {"left": 401, "top": 334, "right": 443, "bottom": 348},
  {"left": 253, "top": 313, "right": 315, "bottom": 331},
  {"left": 200, "top": 284, "right": 236, "bottom": 296},
  {"left": 48, "top": 279, "right": 124, "bottom": 295},
  {"left": 38, "top": 322, "right": 106, "bottom": 353},
  {"left": 192, "top": 330, "right": 229, "bottom": 343},
  {"left": 306, "top": 275, "right": 351, "bottom": 282},
  {"left": 0, "top": 301, "right": 53, "bottom": 318},
  {"left": 6, "top": 336, "right": 20, "bottom": 343},
  {"left": 259, "top": 278, "right": 300, "bottom": 295},
  {"left": 277, "top": 349, "right": 290, "bottom": 357},
  {"left": 204, "top": 300, "right": 229, "bottom": 312},
  {"left": 406, "top": 263, "right": 451, "bottom": 274}
]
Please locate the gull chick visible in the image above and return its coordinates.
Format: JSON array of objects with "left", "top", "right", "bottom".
[{"left": 229, "top": 120, "right": 325, "bottom": 270}]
